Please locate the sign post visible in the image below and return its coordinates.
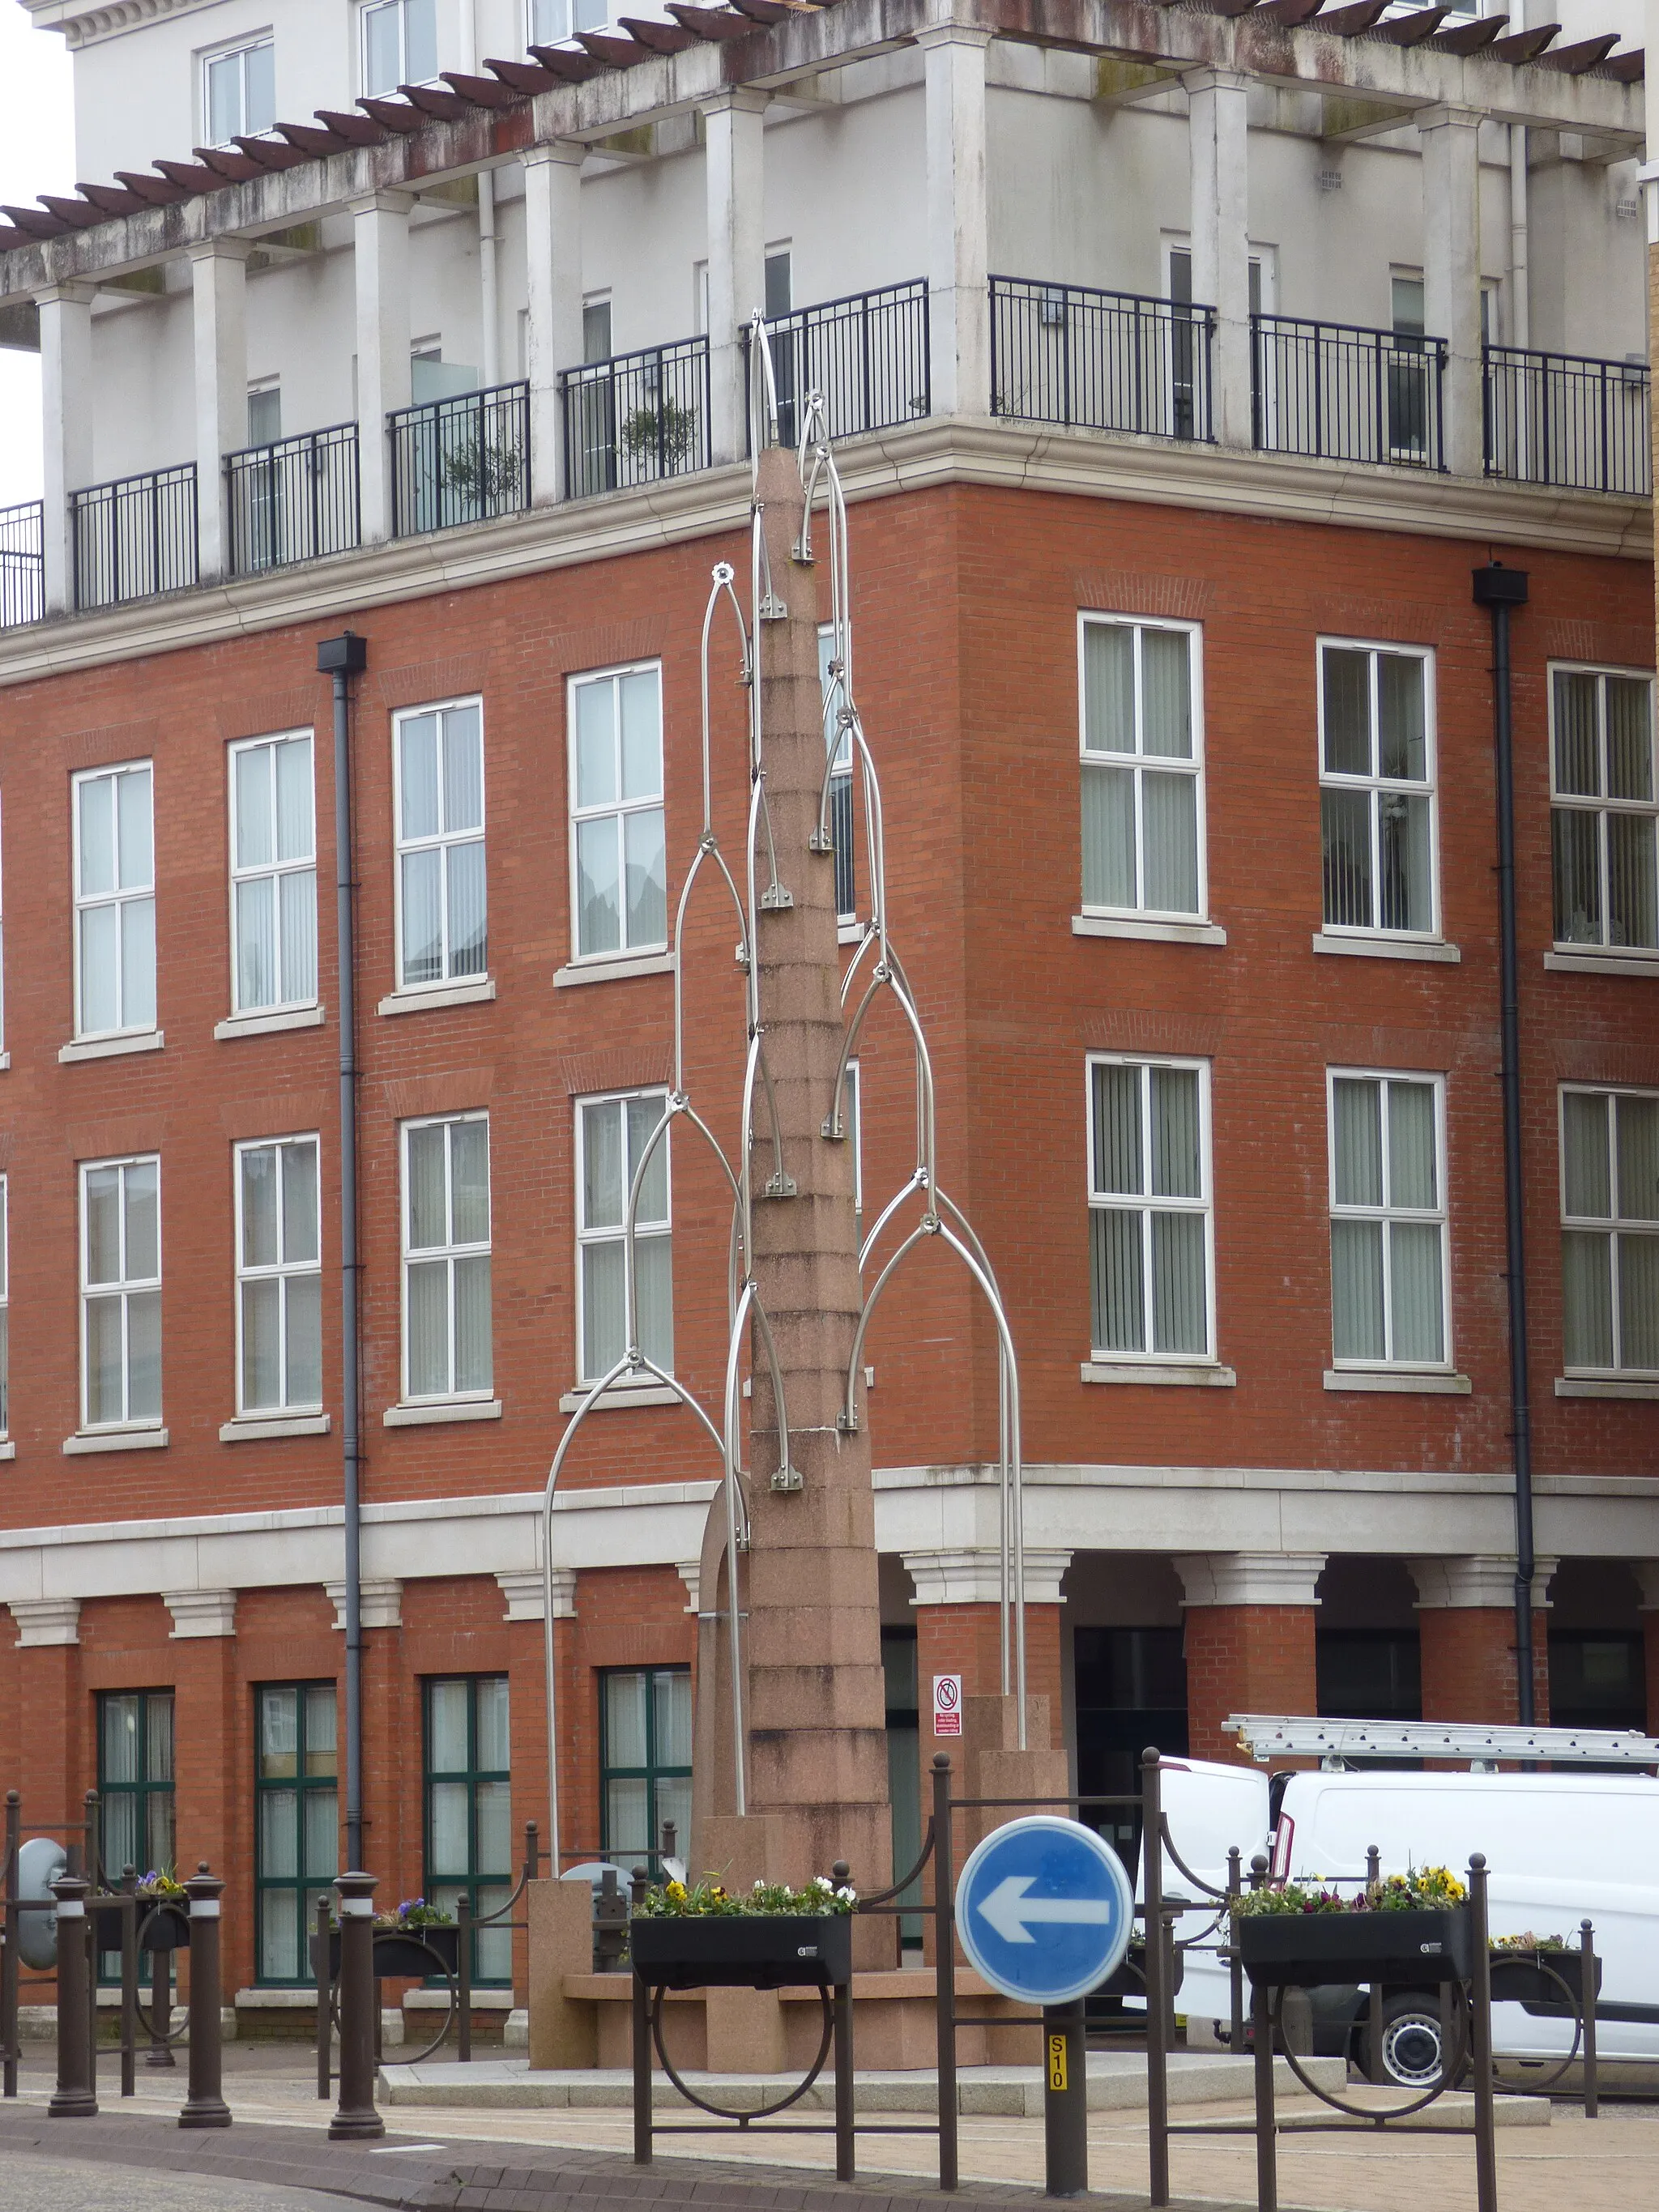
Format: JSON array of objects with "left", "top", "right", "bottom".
[{"left": 955, "top": 1815, "right": 1133, "bottom": 2200}]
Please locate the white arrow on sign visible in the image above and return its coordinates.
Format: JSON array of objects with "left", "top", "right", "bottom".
[{"left": 975, "top": 1876, "right": 1118, "bottom": 1946}]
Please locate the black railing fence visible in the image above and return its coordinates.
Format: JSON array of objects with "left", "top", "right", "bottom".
[
  {"left": 390, "top": 380, "right": 529, "bottom": 538},
  {"left": 751, "top": 279, "right": 930, "bottom": 448},
  {"left": 0, "top": 499, "right": 42, "bottom": 629},
  {"left": 990, "top": 276, "right": 1215, "bottom": 442},
  {"left": 1252, "top": 313, "right": 1447, "bottom": 470},
  {"left": 226, "top": 422, "right": 360, "bottom": 574},
  {"left": 1484, "top": 343, "right": 1651, "bottom": 497},
  {"left": 70, "top": 463, "right": 199, "bottom": 610},
  {"left": 561, "top": 337, "right": 710, "bottom": 501}
]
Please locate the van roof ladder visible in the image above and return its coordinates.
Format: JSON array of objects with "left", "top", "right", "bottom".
[{"left": 1225, "top": 1713, "right": 1659, "bottom": 1771}]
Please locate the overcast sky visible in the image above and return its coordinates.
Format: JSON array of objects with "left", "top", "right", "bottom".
[{"left": 0, "top": 3, "right": 75, "bottom": 508}]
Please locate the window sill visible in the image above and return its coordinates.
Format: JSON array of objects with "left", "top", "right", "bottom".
[
  {"left": 1323, "top": 1368, "right": 1470, "bottom": 1395},
  {"left": 1081, "top": 1360, "right": 1236, "bottom": 1387},
  {"left": 558, "top": 1379, "right": 684, "bottom": 1412},
  {"left": 382, "top": 1397, "right": 501, "bottom": 1427},
  {"left": 0, "top": 1440, "right": 14, "bottom": 1461},
  {"left": 0, "top": 1051, "right": 9, "bottom": 1072},
  {"left": 405, "top": 1987, "right": 512, "bottom": 2010},
  {"left": 1544, "top": 948, "right": 1659, "bottom": 978},
  {"left": 58, "top": 1029, "right": 164, "bottom": 1063},
  {"left": 234, "top": 1988, "right": 326, "bottom": 2010},
  {"left": 220, "top": 1411, "right": 331, "bottom": 1442},
  {"left": 62, "top": 1426, "right": 168, "bottom": 1454},
  {"left": 553, "top": 949, "right": 676, "bottom": 988},
  {"left": 215, "top": 1004, "right": 325, "bottom": 1041},
  {"left": 377, "top": 977, "right": 497, "bottom": 1016},
  {"left": 1312, "top": 932, "right": 1461, "bottom": 964},
  {"left": 1073, "top": 914, "right": 1226, "bottom": 948},
  {"left": 837, "top": 918, "right": 864, "bottom": 945},
  {"left": 1555, "top": 1375, "right": 1659, "bottom": 1400}
]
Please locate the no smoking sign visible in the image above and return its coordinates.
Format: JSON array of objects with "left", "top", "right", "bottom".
[{"left": 933, "top": 1673, "right": 962, "bottom": 1737}]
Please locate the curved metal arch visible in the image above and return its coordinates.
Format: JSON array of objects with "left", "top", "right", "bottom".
[{"left": 842, "top": 1217, "right": 938, "bottom": 1434}]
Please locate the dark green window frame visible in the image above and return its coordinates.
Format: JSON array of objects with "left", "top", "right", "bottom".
[
  {"left": 97, "top": 1689, "right": 175, "bottom": 1884},
  {"left": 424, "top": 1674, "right": 513, "bottom": 1986},
  {"left": 599, "top": 1665, "right": 692, "bottom": 1882},
  {"left": 254, "top": 1681, "right": 339, "bottom": 1986}
]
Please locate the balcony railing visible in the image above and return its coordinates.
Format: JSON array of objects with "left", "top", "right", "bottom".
[
  {"left": 70, "top": 462, "right": 199, "bottom": 610},
  {"left": 1484, "top": 344, "right": 1651, "bottom": 497},
  {"left": 990, "top": 277, "right": 1215, "bottom": 442},
  {"left": 390, "top": 380, "right": 529, "bottom": 539},
  {"left": 751, "top": 280, "right": 930, "bottom": 448},
  {"left": 0, "top": 499, "right": 42, "bottom": 629},
  {"left": 226, "top": 422, "right": 360, "bottom": 574},
  {"left": 1252, "top": 314, "right": 1447, "bottom": 471},
  {"left": 561, "top": 337, "right": 710, "bottom": 501}
]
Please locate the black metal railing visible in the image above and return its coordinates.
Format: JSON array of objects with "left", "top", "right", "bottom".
[
  {"left": 390, "top": 379, "right": 529, "bottom": 538},
  {"left": 1252, "top": 313, "right": 1447, "bottom": 471},
  {"left": 1484, "top": 343, "right": 1651, "bottom": 497},
  {"left": 560, "top": 336, "right": 710, "bottom": 501},
  {"left": 0, "top": 499, "right": 43, "bottom": 628},
  {"left": 990, "top": 276, "right": 1216, "bottom": 442},
  {"left": 751, "top": 279, "right": 930, "bottom": 448},
  {"left": 226, "top": 422, "right": 360, "bottom": 574},
  {"left": 70, "top": 463, "right": 199, "bottom": 610}
]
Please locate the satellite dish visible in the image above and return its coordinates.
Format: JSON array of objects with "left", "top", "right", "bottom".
[{"left": 16, "top": 1837, "right": 67, "bottom": 1971}]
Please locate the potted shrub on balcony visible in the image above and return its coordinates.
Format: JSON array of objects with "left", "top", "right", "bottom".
[
  {"left": 619, "top": 399, "right": 699, "bottom": 476},
  {"left": 90, "top": 1868, "right": 190, "bottom": 1954},
  {"left": 629, "top": 1873, "right": 856, "bottom": 1990},
  {"left": 1234, "top": 1866, "right": 1473, "bottom": 1987},
  {"left": 1489, "top": 1932, "right": 1601, "bottom": 2014}
]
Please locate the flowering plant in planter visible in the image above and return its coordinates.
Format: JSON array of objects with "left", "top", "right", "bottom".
[
  {"left": 1491, "top": 1929, "right": 1567, "bottom": 1952},
  {"left": 629, "top": 1874, "right": 858, "bottom": 1990},
  {"left": 634, "top": 1873, "right": 858, "bottom": 1918},
  {"left": 1232, "top": 1866, "right": 1473, "bottom": 1988},
  {"left": 374, "top": 1896, "right": 455, "bottom": 1930},
  {"left": 1231, "top": 1865, "right": 1465, "bottom": 1918}
]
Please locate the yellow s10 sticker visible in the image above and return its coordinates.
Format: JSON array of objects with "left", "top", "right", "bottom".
[{"left": 1047, "top": 2031, "right": 1068, "bottom": 2092}]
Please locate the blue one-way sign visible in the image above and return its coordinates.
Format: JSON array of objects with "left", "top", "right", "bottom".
[{"left": 955, "top": 1815, "right": 1134, "bottom": 2005}]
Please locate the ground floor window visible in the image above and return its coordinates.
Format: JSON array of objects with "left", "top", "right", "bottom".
[
  {"left": 424, "top": 1674, "right": 513, "bottom": 1984},
  {"left": 98, "top": 1689, "right": 175, "bottom": 1882},
  {"left": 254, "top": 1682, "right": 339, "bottom": 1984},
  {"left": 1316, "top": 1630, "right": 1422, "bottom": 1725},
  {"left": 599, "top": 1666, "right": 691, "bottom": 1879},
  {"left": 1073, "top": 1628, "right": 1188, "bottom": 1869},
  {"left": 1548, "top": 1630, "right": 1645, "bottom": 1733}
]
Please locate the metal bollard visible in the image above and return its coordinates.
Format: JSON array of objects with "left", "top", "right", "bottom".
[
  {"left": 1580, "top": 1919, "right": 1599, "bottom": 2120},
  {"left": 329, "top": 1872, "right": 385, "bottom": 2141},
  {"left": 1468, "top": 1854, "right": 1497, "bottom": 2212},
  {"left": 313, "top": 1895, "right": 332, "bottom": 2101},
  {"left": 48, "top": 1873, "right": 97, "bottom": 2118},
  {"left": 1041, "top": 1998, "right": 1088, "bottom": 2197},
  {"left": 179, "top": 1863, "right": 230, "bottom": 2129}
]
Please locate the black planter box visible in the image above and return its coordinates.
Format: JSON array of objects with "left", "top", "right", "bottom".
[
  {"left": 318, "top": 1924, "right": 462, "bottom": 1980},
  {"left": 629, "top": 1912, "right": 853, "bottom": 1991},
  {"left": 89, "top": 1898, "right": 190, "bottom": 1954},
  {"left": 1239, "top": 1907, "right": 1472, "bottom": 1988},
  {"left": 1491, "top": 1948, "right": 1601, "bottom": 2014}
]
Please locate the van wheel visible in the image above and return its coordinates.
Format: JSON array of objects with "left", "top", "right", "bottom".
[{"left": 1365, "top": 1996, "right": 1445, "bottom": 2089}]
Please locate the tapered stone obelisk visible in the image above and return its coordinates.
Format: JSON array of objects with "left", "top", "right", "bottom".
[{"left": 695, "top": 445, "right": 893, "bottom": 1935}]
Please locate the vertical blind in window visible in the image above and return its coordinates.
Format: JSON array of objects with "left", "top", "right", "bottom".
[
  {"left": 601, "top": 1667, "right": 693, "bottom": 1877},
  {"left": 403, "top": 1115, "right": 492, "bottom": 1400},
  {"left": 1080, "top": 620, "right": 1201, "bottom": 918},
  {"left": 231, "top": 733, "right": 317, "bottom": 1014},
  {"left": 425, "top": 1676, "right": 513, "bottom": 1983},
  {"left": 1329, "top": 1073, "right": 1447, "bottom": 1366},
  {"left": 254, "top": 1683, "right": 339, "bottom": 1983},
  {"left": 237, "top": 1137, "right": 322, "bottom": 1413},
  {"left": 99, "top": 1690, "right": 175, "bottom": 1882},
  {"left": 397, "top": 703, "right": 487, "bottom": 988},
  {"left": 363, "top": 0, "right": 435, "bottom": 94},
  {"left": 578, "top": 1091, "right": 672, "bottom": 1381},
  {"left": 1561, "top": 1086, "right": 1659, "bottom": 1373},
  {"left": 1320, "top": 646, "right": 1434, "bottom": 936},
  {"left": 1087, "top": 1059, "right": 1210, "bottom": 1358},
  {"left": 82, "top": 1156, "right": 161, "bottom": 1427},
  {"left": 1550, "top": 670, "right": 1657, "bottom": 952},
  {"left": 570, "top": 667, "right": 667, "bottom": 960},
  {"left": 75, "top": 764, "right": 156, "bottom": 1038}
]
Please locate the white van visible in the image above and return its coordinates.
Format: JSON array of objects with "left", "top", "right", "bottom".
[{"left": 1149, "top": 1758, "right": 1659, "bottom": 2085}]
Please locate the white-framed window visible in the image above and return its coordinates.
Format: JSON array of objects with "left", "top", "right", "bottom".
[
  {"left": 362, "top": 0, "right": 436, "bottom": 93},
  {"left": 401, "top": 1115, "right": 492, "bottom": 1403},
  {"left": 1328, "top": 1071, "right": 1449, "bottom": 1370},
  {"left": 576, "top": 1090, "right": 672, "bottom": 1382},
  {"left": 203, "top": 35, "right": 275, "bottom": 144},
  {"left": 818, "top": 624, "right": 855, "bottom": 920},
  {"left": 1550, "top": 666, "right": 1657, "bottom": 952},
  {"left": 1318, "top": 641, "right": 1437, "bottom": 937},
  {"left": 1559, "top": 1085, "right": 1659, "bottom": 1375},
  {"left": 394, "top": 699, "right": 486, "bottom": 990},
  {"left": 569, "top": 664, "right": 667, "bottom": 962},
  {"left": 527, "top": 0, "right": 605, "bottom": 46},
  {"left": 236, "top": 1136, "right": 322, "bottom": 1414},
  {"left": 230, "top": 731, "right": 317, "bottom": 1016},
  {"left": 0, "top": 1174, "right": 9, "bottom": 1438},
  {"left": 1085, "top": 1055, "right": 1213, "bottom": 1361},
  {"left": 73, "top": 762, "right": 156, "bottom": 1041},
  {"left": 80, "top": 1155, "right": 161, "bottom": 1430},
  {"left": 1078, "top": 615, "right": 1205, "bottom": 920}
]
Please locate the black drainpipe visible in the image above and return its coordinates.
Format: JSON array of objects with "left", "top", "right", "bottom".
[
  {"left": 318, "top": 629, "right": 369, "bottom": 1864},
  {"left": 1471, "top": 561, "right": 1534, "bottom": 1726}
]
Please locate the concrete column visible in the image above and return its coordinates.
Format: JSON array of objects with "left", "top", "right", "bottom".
[
  {"left": 352, "top": 192, "right": 414, "bottom": 543},
  {"left": 919, "top": 23, "right": 992, "bottom": 420},
  {"left": 1409, "top": 1555, "right": 1555, "bottom": 1724},
  {"left": 1184, "top": 70, "right": 1252, "bottom": 448},
  {"left": 702, "top": 90, "right": 768, "bottom": 464},
  {"left": 189, "top": 241, "right": 249, "bottom": 583},
  {"left": 1418, "top": 106, "right": 1483, "bottom": 475},
  {"left": 1174, "top": 1553, "right": 1324, "bottom": 1761},
  {"left": 36, "top": 285, "right": 94, "bottom": 616},
  {"left": 522, "top": 143, "right": 586, "bottom": 505}
]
